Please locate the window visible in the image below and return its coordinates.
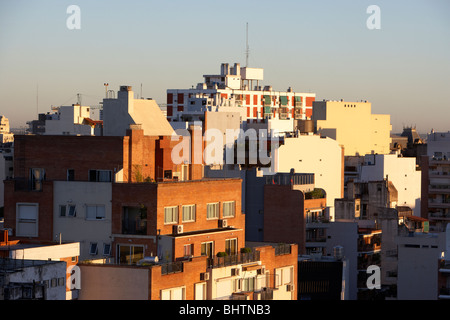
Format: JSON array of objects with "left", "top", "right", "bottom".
[
  {"left": 89, "top": 243, "right": 98, "bottom": 255},
  {"left": 86, "top": 205, "right": 106, "bottom": 220},
  {"left": 182, "top": 205, "right": 196, "bottom": 222},
  {"left": 201, "top": 241, "right": 214, "bottom": 258},
  {"left": 59, "top": 205, "right": 66, "bottom": 217},
  {"left": 30, "top": 168, "right": 45, "bottom": 191},
  {"left": 68, "top": 205, "right": 77, "bottom": 217},
  {"left": 16, "top": 203, "right": 38, "bottom": 237},
  {"left": 164, "top": 170, "right": 172, "bottom": 179},
  {"left": 161, "top": 287, "right": 186, "bottom": 300},
  {"left": 195, "top": 283, "right": 206, "bottom": 300},
  {"left": 89, "top": 170, "right": 112, "bottom": 182},
  {"left": 164, "top": 206, "right": 178, "bottom": 224},
  {"left": 275, "top": 266, "right": 293, "bottom": 287},
  {"left": 117, "top": 244, "right": 144, "bottom": 265},
  {"left": 184, "top": 244, "right": 193, "bottom": 257},
  {"left": 207, "top": 203, "right": 219, "bottom": 219},
  {"left": 242, "top": 277, "right": 256, "bottom": 292},
  {"left": 223, "top": 201, "right": 235, "bottom": 218},
  {"left": 67, "top": 169, "right": 75, "bottom": 181},
  {"left": 122, "top": 206, "right": 147, "bottom": 235},
  {"left": 103, "top": 243, "right": 111, "bottom": 256},
  {"left": 225, "top": 239, "right": 237, "bottom": 256}
]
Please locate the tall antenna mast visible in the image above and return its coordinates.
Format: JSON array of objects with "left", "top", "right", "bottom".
[{"left": 245, "top": 22, "right": 249, "bottom": 67}]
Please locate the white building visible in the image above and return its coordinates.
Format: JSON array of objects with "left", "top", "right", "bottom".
[
  {"left": 167, "top": 62, "right": 316, "bottom": 126},
  {"left": 275, "top": 134, "right": 344, "bottom": 219},
  {"left": 44, "top": 104, "right": 102, "bottom": 136},
  {"left": 53, "top": 181, "right": 112, "bottom": 261},
  {"left": 103, "top": 85, "right": 175, "bottom": 137},
  {"left": 359, "top": 153, "right": 422, "bottom": 217},
  {"left": 0, "top": 115, "right": 14, "bottom": 144},
  {"left": 397, "top": 231, "right": 445, "bottom": 300}
]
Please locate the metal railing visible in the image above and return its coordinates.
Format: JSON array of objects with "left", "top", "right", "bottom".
[
  {"left": 275, "top": 244, "right": 292, "bottom": 256},
  {"left": 207, "top": 251, "right": 260, "bottom": 269},
  {"left": 160, "top": 261, "right": 183, "bottom": 275}
]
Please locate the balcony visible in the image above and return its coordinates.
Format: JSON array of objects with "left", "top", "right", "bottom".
[
  {"left": 207, "top": 251, "right": 260, "bottom": 269},
  {"left": 160, "top": 261, "right": 183, "bottom": 275}
]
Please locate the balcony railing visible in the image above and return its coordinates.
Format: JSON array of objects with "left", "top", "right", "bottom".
[
  {"left": 160, "top": 261, "right": 183, "bottom": 275},
  {"left": 275, "top": 244, "right": 292, "bottom": 256},
  {"left": 207, "top": 251, "right": 260, "bottom": 269}
]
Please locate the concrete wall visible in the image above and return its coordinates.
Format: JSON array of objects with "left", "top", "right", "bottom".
[
  {"left": 276, "top": 135, "right": 343, "bottom": 219},
  {"left": 79, "top": 264, "right": 149, "bottom": 300},
  {"left": 397, "top": 232, "right": 445, "bottom": 300},
  {"left": 313, "top": 101, "right": 391, "bottom": 156},
  {"left": 360, "top": 153, "right": 421, "bottom": 216},
  {"left": 53, "top": 181, "right": 112, "bottom": 261},
  {"left": 5, "top": 260, "right": 67, "bottom": 300}
]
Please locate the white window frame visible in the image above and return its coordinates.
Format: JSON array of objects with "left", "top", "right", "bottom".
[
  {"left": 85, "top": 204, "right": 106, "bottom": 220},
  {"left": 67, "top": 204, "right": 77, "bottom": 217},
  {"left": 222, "top": 201, "right": 235, "bottom": 218},
  {"left": 103, "top": 243, "right": 111, "bottom": 256},
  {"left": 161, "top": 286, "right": 186, "bottom": 300},
  {"left": 16, "top": 203, "right": 39, "bottom": 237},
  {"left": 206, "top": 202, "right": 219, "bottom": 220},
  {"left": 182, "top": 204, "right": 196, "bottom": 222},
  {"left": 164, "top": 206, "right": 179, "bottom": 224}
]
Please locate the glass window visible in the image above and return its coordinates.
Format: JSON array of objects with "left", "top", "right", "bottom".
[
  {"left": 164, "top": 206, "right": 178, "bottom": 224},
  {"left": 182, "top": 205, "right": 196, "bottom": 222},
  {"left": 68, "top": 205, "right": 77, "bottom": 217},
  {"left": 207, "top": 203, "right": 219, "bottom": 219},
  {"left": 30, "top": 168, "right": 45, "bottom": 191},
  {"left": 89, "top": 243, "right": 98, "bottom": 255},
  {"left": 86, "top": 205, "right": 106, "bottom": 220},
  {"left": 223, "top": 201, "right": 235, "bottom": 218},
  {"left": 59, "top": 205, "right": 66, "bottom": 217},
  {"left": 225, "top": 238, "right": 237, "bottom": 256}
]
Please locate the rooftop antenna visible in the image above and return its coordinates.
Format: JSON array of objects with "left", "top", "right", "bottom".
[
  {"left": 104, "top": 83, "right": 109, "bottom": 98},
  {"left": 36, "top": 83, "right": 39, "bottom": 117},
  {"left": 76, "top": 93, "right": 82, "bottom": 105},
  {"left": 245, "top": 22, "right": 249, "bottom": 67}
]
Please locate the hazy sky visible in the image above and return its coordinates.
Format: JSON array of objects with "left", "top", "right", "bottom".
[{"left": 1, "top": 0, "right": 449, "bottom": 133}]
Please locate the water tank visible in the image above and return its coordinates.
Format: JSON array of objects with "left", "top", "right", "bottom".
[
  {"left": 137, "top": 256, "right": 159, "bottom": 265},
  {"left": 333, "top": 245, "right": 344, "bottom": 261}
]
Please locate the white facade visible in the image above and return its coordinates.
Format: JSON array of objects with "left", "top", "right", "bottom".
[
  {"left": 0, "top": 115, "right": 14, "bottom": 143},
  {"left": 44, "top": 105, "right": 99, "bottom": 136},
  {"left": 397, "top": 232, "right": 445, "bottom": 300},
  {"left": 103, "top": 86, "right": 175, "bottom": 137},
  {"left": 275, "top": 134, "right": 344, "bottom": 219},
  {"left": 167, "top": 62, "right": 316, "bottom": 125},
  {"left": 427, "top": 130, "right": 450, "bottom": 159},
  {"left": 2, "top": 259, "right": 67, "bottom": 300},
  {"left": 359, "top": 153, "right": 421, "bottom": 216},
  {"left": 53, "top": 181, "right": 112, "bottom": 261}
]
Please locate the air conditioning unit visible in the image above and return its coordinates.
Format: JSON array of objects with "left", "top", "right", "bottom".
[
  {"left": 218, "top": 219, "right": 228, "bottom": 228},
  {"left": 286, "top": 284, "right": 294, "bottom": 292},
  {"left": 200, "top": 272, "right": 210, "bottom": 281},
  {"left": 173, "top": 224, "right": 183, "bottom": 234},
  {"left": 231, "top": 268, "right": 240, "bottom": 276}
]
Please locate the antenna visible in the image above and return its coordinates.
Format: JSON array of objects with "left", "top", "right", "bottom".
[
  {"left": 76, "top": 93, "right": 82, "bottom": 105},
  {"left": 245, "top": 22, "right": 249, "bottom": 67},
  {"left": 36, "top": 83, "right": 39, "bottom": 117}
]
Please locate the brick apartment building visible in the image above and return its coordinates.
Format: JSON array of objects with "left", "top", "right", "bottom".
[{"left": 3, "top": 125, "right": 298, "bottom": 300}]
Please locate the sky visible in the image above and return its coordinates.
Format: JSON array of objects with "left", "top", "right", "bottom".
[{"left": 0, "top": 0, "right": 449, "bottom": 133}]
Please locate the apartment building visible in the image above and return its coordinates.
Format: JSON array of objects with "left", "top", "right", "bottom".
[
  {"left": 359, "top": 153, "right": 421, "bottom": 217},
  {"left": 0, "top": 230, "right": 80, "bottom": 300},
  {"left": 263, "top": 172, "right": 327, "bottom": 255},
  {"left": 312, "top": 100, "right": 392, "bottom": 156},
  {"left": 166, "top": 62, "right": 315, "bottom": 125},
  {"left": 421, "top": 130, "right": 450, "bottom": 231},
  {"left": 3, "top": 125, "right": 194, "bottom": 260},
  {"left": 275, "top": 134, "right": 344, "bottom": 219}
]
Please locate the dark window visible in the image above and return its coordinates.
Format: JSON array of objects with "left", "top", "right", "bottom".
[{"left": 67, "top": 169, "right": 75, "bottom": 181}]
